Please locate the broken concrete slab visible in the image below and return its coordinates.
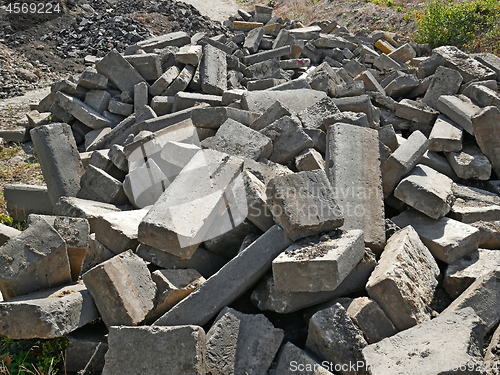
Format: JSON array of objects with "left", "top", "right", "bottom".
[
  {"left": 428, "top": 115, "right": 463, "bottom": 152},
  {"left": 0, "top": 218, "right": 71, "bottom": 299},
  {"left": 0, "top": 282, "right": 98, "bottom": 339},
  {"left": 437, "top": 94, "right": 481, "bottom": 135},
  {"left": 124, "top": 53, "right": 162, "bottom": 81},
  {"left": 0, "top": 223, "right": 20, "bottom": 247},
  {"left": 200, "top": 43, "right": 227, "bottom": 95},
  {"left": 206, "top": 307, "right": 284, "bottom": 375},
  {"left": 136, "top": 31, "right": 191, "bottom": 52},
  {"left": 153, "top": 225, "right": 292, "bottom": 327},
  {"left": 395, "top": 98, "right": 439, "bottom": 126},
  {"left": 422, "top": 66, "right": 463, "bottom": 109},
  {"left": 65, "top": 327, "right": 108, "bottom": 374},
  {"left": 77, "top": 165, "right": 129, "bottom": 206},
  {"left": 102, "top": 325, "right": 206, "bottom": 375},
  {"left": 445, "top": 144, "right": 492, "bottom": 180},
  {"left": 78, "top": 69, "right": 108, "bottom": 90},
  {"left": 4, "top": 184, "right": 53, "bottom": 221},
  {"left": 272, "top": 229, "right": 364, "bottom": 292},
  {"left": 449, "top": 183, "right": 500, "bottom": 223},
  {"left": 274, "top": 342, "right": 335, "bottom": 375},
  {"left": 295, "top": 148, "right": 325, "bottom": 171},
  {"left": 95, "top": 50, "right": 147, "bottom": 93},
  {"left": 241, "top": 89, "right": 327, "bottom": 113},
  {"left": 82, "top": 250, "right": 156, "bottom": 328},
  {"left": 392, "top": 208, "right": 480, "bottom": 264},
  {"left": 326, "top": 123, "right": 386, "bottom": 251},
  {"left": 366, "top": 225, "right": 439, "bottom": 331},
  {"left": 56, "top": 92, "right": 111, "bottom": 129},
  {"left": 471, "top": 106, "right": 500, "bottom": 177},
  {"left": 298, "top": 97, "right": 341, "bottom": 130}
]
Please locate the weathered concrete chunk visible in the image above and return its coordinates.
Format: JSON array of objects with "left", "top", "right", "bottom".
[
  {"left": 381, "top": 130, "right": 429, "bottom": 198},
  {"left": 4, "top": 184, "right": 53, "bottom": 221},
  {"left": 31, "top": 123, "right": 84, "bottom": 206},
  {"left": 65, "top": 328, "right": 108, "bottom": 374},
  {"left": 471, "top": 106, "right": 500, "bottom": 177},
  {"left": 444, "top": 249, "right": 500, "bottom": 299},
  {"left": 449, "top": 183, "right": 500, "bottom": 223},
  {"left": 56, "top": 91, "right": 111, "bottom": 129},
  {"left": 176, "top": 44, "right": 203, "bottom": 66},
  {"left": 136, "top": 31, "right": 191, "bottom": 52},
  {"left": 437, "top": 94, "right": 481, "bottom": 135},
  {"left": 433, "top": 45, "right": 496, "bottom": 83},
  {"left": 202, "top": 118, "right": 273, "bottom": 160},
  {"left": 0, "top": 282, "right": 98, "bottom": 339},
  {"left": 362, "top": 307, "right": 485, "bottom": 374},
  {"left": 392, "top": 209, "right": 480, "bottom": 264},
  {"left": 0, "top": 218, "right": 71, "bottom": 299},
  {"left": 445, "top": 143, "right": 492, "bottom": 180},
  {"left": 260, "top": 115, "right": 313, "bottom": 164},
  {"left": 346, "top": 297, "right": 397, "bottom": 344},
  {"left": 266, "top": 170, "right": 343, "bottom": 241},
  {"left": 244, "top": 27, "right": 264, "bottom": 54},
  {"left": 200, "top": 43, "right": 227, "bottom": 95},
  {"left": 83, "top": 250, "right": 156, "bottom": 328},
  {"left": 275, "top": 342, "right": 335, "bottom": 375},
  {"left": 102, "top": 325, "right": 206, "bottom": 375},
  {"left": 241, "top": 89, "right": 327, "bottom": 113},
  {"left": 124, "top": 53, "right": 162, "bottom": 81},
  {"left": 295, "top": 148, "right": 325, "bottom": 171},
  {"left": 442, "top": 270, "right": 499, "bottom": 334},
  {"left": 0, "top": 223, "right": 20, "bottom": 247},
  {"left": 96, "top": 50, "right": 146, "bottom": 93},
  {"left": 164, "top": 64, "right": 196, "bottom": 96},
  {"left": 395, "top": 98, "right": 439, "bottom": 126},
  {"left": 206, "top": 307, "right": 284, "bottom": 375},
  {"left": 387, "top": 42, "right": 416, "bottom": 63},
  {"left": 154, "top": 225, "right": 291, "bottom": 326},
  {"left": 326, "top": 123, "right": 385, "bottom": 251},
  {"left": 138, "top": 149, "right": 243, "bottom": 259},
  {"left": 85, "top": 89, "right": 111, "bottom": 114},
  {"left": 428, "top": 115, "right": 463, "bottom": 152},
  {"left": 273, "top": 229, "right": 364, "bottom": 292},
  {"left": 394, "top": 164, "right": 454, "bottom": 219},
  {"left": 81, "top": 233, "right": 115, "bottom": 274},
  {"left": 298, "top": 97, "right": 341, "bottom": 130},
  {"left": 422, "top": 66, "right": 463, "bottom": 109},
  {"left": 250, "top": 100, "right": 292, "bottom": 131},
  {"left": 150, "top": 65, "right": 181, "bottom": 96},
  {"left": 94, "top": 209, "right": 148, "bottom": 254},
  {"left": 366, "top": 226, "right": 439, "bottom": 331},
  {"left": 78, "top": 69, "right": 108, "bottom": 90},
  {"left": 78, "top": 165, "right": 129, "bottom": 205},
  {"left": 306, "top": 303, "right": 368, "bottom": 375}
]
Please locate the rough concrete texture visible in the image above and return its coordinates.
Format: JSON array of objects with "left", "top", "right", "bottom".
[
  {"left": 266, "top": 170, "right": 344, "bottom": 241},
  {"left": 394, "top": 164, "right": 454, "bottom": 219},
  {"left": 437, "top": 94, "right": 481, "bottom": 135},
  {"left": 274, "top": 342, "right": 335, "bottom": 375},
  {"left": 445, "top": 143, "right": 492, "bottom": 180},
  {"left": 471, "top": 106, "right": 500, "bottom": 177},
  {"left": 362, "top": 307, "right": 485, "bottom": 375},
  {"left": 0, "top": 282, "right": 98, "bottom": 339},
  {"left": 326, "top": 123, "right": 385, "bottom": 251},
  {"left": 0, "top": 218, "right": 71, "bottom": 299},
  {"left": 272, "top": 229, "right": 364, "bottom": 292},
  {"left": 77, "top": 165, "right": 129, "bottom": 205},
  {"left": 428, "top": 115, "right": 463, "bottom": 152},
  {"left": 392, "top": 209, "right": 480, "bottom": 264},
  {"left": 82, "top": 250, "right": 156, "bottom": 328},
  {"left": 200, "top": 43, "right": 227, "bottom": 95},
  {"left": 31, "top": 123, "right": 84, "bottom": 206},
  {"left": 206, "top": 307, "right": 284, "bottom": 375},
  {"left": 102, "top": 325, "right": 206, "bottom": 375},
  {"left": 298, "top": 97, "right": 340, "bottom": 130},
  {"left": 366, "top": 226, "right": 439, "bottom": 331},
  {"left": 422, "top": 66, "right": 463, "bottom": 109}
]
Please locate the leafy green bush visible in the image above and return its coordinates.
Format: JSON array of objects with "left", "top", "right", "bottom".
[{"left": 415, "top": 0, "right": 500, "bottom": 52}]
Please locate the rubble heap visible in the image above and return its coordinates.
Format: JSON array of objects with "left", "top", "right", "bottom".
[{"left": 1, "top": 3, "right": 500, "bottom": 374}]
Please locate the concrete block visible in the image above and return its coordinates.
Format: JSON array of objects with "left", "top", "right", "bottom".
[
  {"left": 433, "top": 45, "right": 496, "bottom": 83},
  {"left": 108, "top": 98, "right": 134, "bottom": 117},
  {"left": 52, "top": 79, "right": 87, "bottom": 100},
  {"left": 381, "top": 130, "right": 428, "bottom": 198},
  {"left": 243, "top": 45, "right": 292, "bottom": 66},
  {"left": 136, "top": 243, "right": 226, "bottom": 279},
  {"left": 206, "top": 307, "right": 284, "bottom": 375},
  {"left": 306, "top": 303, "right": 367, "bottom": 375},
  {"left": 66, "top": 327, "right": 108, "bottom": 374},
  {"left": 251, "top": 249, "right": 376, "bottom": 314},
  {"left": 428, "top": 115, "right": 463, "bottom": 152},
  {"left": 0, "top": 224, "right": 20, "bottom": 246},
  {"left": 96, "top": 50, "right": 147, "bottom": 93},
  {"left": 384, "top": 73, "right": 420, "bottom": 98},
  {"left": 275, "top": 342, "right": 335, "bottom": 375},
  {"left": 31, "top": 123, "right": 84, "bottom": 206},
  {"left": 346, "top": 297, "right": 397, "bottom": 344},
  {"left": 50, "top": 102, "right": 74, "bottom": 123},
  {"left": 56, "top": 92, "right": 111, "bottom": 129},
  {"left": 164, "top": 64, "right": 196, "bottom": 96},
  {"left": 449, "top": 183, "right": 500, "bottom": 223},
  {"left": 250, "top": 100, "right": 291, "bottom": 131},
  {"left": 83, "top": 250, "right": 156, "bottom": 328},
  {"left": 354, "top": 70, "right": 385, "bottom": 94},
  {"left": 373, "top": 53, "right": 403, "bottom": 71},
  {"left": 266, "top": 170, "right": 343, "bottom": 241},
  {"left": 273, "top": 229, "right": 364, "bottom": 292},
  {"left": 136, "top": 31, "right": 191, "bottom": 52},
  {"left": 151, "top": 95, "right": 175, "bottom": 116},
  {"left": 472, "top": 106, "right": 500, "bottom": 177},
  {"left": 422, "top": 66, "right": 463, "bottom": 109},
  {"left": 0, "top": 218, "right": 71, "bottom": 299},
  {"left": 191, "top": 106, "right": 258, "bottom": 129},
  {"left": 138, "top": 149, "right": 243, "bottom": 259},
  {"left": 323, "top": 111, "right": 369, "bottom": 130},
  {"left": 437, "top": 94, "right": 481, "bottom": 135},
  {"left": 394, "top": 164, "right": 453, "bottom": 219},
  {"left": 418, "top": 151, "right": 457, "bottom": 181},
  {"left": 0, "top": 282, "right": 98, "bottom": 339},
  {"left": 147, "top": 269, "right": 205, "bottom": 322},
  {"left": 134, "top": 81, "right": 148, "bottom": 112},
  {"left": 395, "top": 98, "right": 439, "bottom": 126},
  {"left": 295, "top": 148, "right": 325, "bottom": 171},
  {"left": 153, "top": 225, "right": 292, "bottom": 326},
  {"left": 78, "top": 165, "right": 129, "bottom": 205},
  {"left": 280, "top": 58, "right": 311, "bottom": 70},
  {"left": 326, "top": 123, "right": 386, "bottom": 251},
  {"left": 85, "top": 127, "right": 112, "bottom": 151},
  {"left": 200, "top": 43, "right": 227, "bottom": 95},
  {"left": 260, "top": 115, "right": 313, "bottom": 164},
  {"left": 332, "top": 95, "right": 376, "bottom": 126},
  {"left": 201, "top": 118, "right": 272, "bottom": 160},
  {"left": 388, "top": 43, "right": 416, "bottom": 63},
  {"left": 123, "top": 159, "right": 168, "bottom": 209},
  {"left": 150, "top": 65, "right": 181, "bottom": 96},
  {"left": 102, "top": 325, "right": 206, "bottom": 375},
  {"left": 175, "top": 45, "right": 202, "bottom": 66},
  {"left": 78, "top": 69, "right": 108, "bottom": 90},
  {"left": 445, "top": 144, "right": 492, "bottom": 180},
  {"left": 172, "top": 92, "right": 222, "bottom": 112},
  {"left": 444, "top": 249, "right": 500, "bottom": 299},
  {"left": 244, "top": 27, "right": 264, "bottom": 54},
  {"left": 94, "top": 209, "right": 148, "bottom": 254},
  {"left": 84, "top": 89, "right": 111, "bottom": 114},
  {"left": 125, "top": 53, "right": 162, "bottom": 81},
  {"left": 4, "top": 184, "right": 53, "bottom": 221},
  {"left": 442, "top": 270, "right": 499, "bottom": 334},
  {"left": 81, "top": 233, "right": 115, "bottom": 274},
  {"left": 362, "top": 307, "right": 485, "bottom": 374},
  {"left": 392, "top": 209, "right": 480, "bottom": 264},
  {"left": 298, "top": 97, "right": 340, "bottom": 130},
  {"left": 366, "top": 226, "right": 439, "bottom": 330},
  {"left": 89, "top": 149, "right": 126, "bottom": 181},
  {"left": 133, "top": 106, "right": 200, "bottom": 133},
  {"left": 241, "top": 89, "right": 327, "bottom": 113}
]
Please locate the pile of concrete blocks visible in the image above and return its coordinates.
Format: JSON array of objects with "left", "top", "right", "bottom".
[{"left": 1, "top": 3, "right": 500, "bottom": 374}]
